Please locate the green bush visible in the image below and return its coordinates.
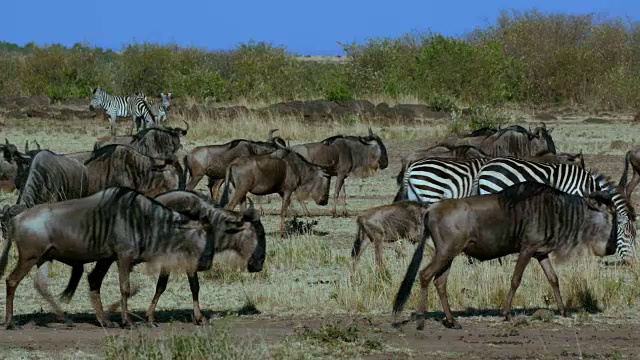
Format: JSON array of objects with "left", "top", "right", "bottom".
[{"left": 1, "top": 10, "right": 640, "bottom": 110}]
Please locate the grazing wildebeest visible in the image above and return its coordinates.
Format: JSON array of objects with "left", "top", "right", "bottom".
[
  {"left": 445, "top": 123, "right": 556, "bottom": 158},
  {"left": 84, "top": 144, "right": 185, "bottom": 197},
  {"left": 0, "top": 186, "right": 264, "bottom": 329},
  {"left": 351, "top": 201, "right": 431, "bottom": 274},
  {"left": 619, "top": 150, "right": 640, "bottom": 200},
  {"left": 52, "top": 189, "right": 266, "bottom": 326},
  {"left": 220, "top": 148, "right": 331, "bottom": 233},
  {"left": 184, "top": 130, "right": 287, "bottom": 199},
  {"left": 93, "top": 121, "right": 189, "bottom": 159},
  {"left": 392, "top": 182, "right": 624, "bottom": 330},
  {"left": 291, "top": 127, "right": 388, "bottom": 216}
]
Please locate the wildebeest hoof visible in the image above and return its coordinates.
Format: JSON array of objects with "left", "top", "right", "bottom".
[
  {"left": 442, "top": 318, "right": 461, "bottom": 329},
  {"left": 64, "top": 319, "right": 74, "bottom": 328},
  {"left": 5, "top": 322, "right": 16, "bottom": 330},
  {"left": 416, "top": 319, "right": 425, "bottom": 330},
  {"left": 121, "top": 321, "right": 133, "bottom": 329},
  {"left": 193, "top": 316, "right": 206, "bottom": 325},
  {"left": 503, "top": 313, "right": 513, "bottom": 322}
]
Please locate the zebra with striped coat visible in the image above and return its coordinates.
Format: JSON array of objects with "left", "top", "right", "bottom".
[
  {"left": 476, "top": 157, "right": 637, "bottom": 259},
  {"left": 131, "top": 93, "right": 157, "bottom": 133},
  {"left": 146, "top": 92, "right": 172, "bottom": 124},
  {"left": 89, "top": 88, "right": 155, "bottom": 135}
]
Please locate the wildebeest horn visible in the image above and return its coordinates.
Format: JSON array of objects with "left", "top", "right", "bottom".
[
  {"left": 368, "top": 127, "right": 374, "bottom": 137},
  {"left": 268, "top": 129, "right": 279, "bottom": 140},
  {"left": 24, "top": 140, "right": 28, "bottom": 153},
  {"left": 247, "top": 197, "right": 255, "bottom": 210},
  {"left": 5, "top": 138, "right": 8, "bottom": 145},
  {"left": 183, "top": 120, "right": 190, "bottom": 133},
  {"left": 35, "top": 140, "right": 41, "bottom": 150}
]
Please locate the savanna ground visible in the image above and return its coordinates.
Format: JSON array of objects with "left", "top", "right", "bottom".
[{"left": 1, "top": 107, "right": 640, "bottom": 359}]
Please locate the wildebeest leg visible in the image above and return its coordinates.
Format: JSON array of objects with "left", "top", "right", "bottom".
[
  {"left": 34, "top": 261, "right": 72, "bottom": 327},
  {"left": 295, "top": 193, "right": 311, "bottom": 216},
  {"left": 432, "top": 260, "right": 460, "bottom": 329},
  {"left": 5, "top": 256, "right": 39, "bottom": 329},
  {"left": 187, "top": 272, "right": 204, "bottom": 325},
  {"left": 60, "top": 265, "right": 84, "bottom": 303},
  {"left": 350, "top": 229, "right": 369, "bottom": 274},
  {"left": 416, "top": 253, "right": 456, "bottom": 330},
  {"left": 116, "top": 258, "right": 134, "bottom": 329},
  {"left": 332, "top": 174, "right": 347, "bottom": 217},
  {"left": 535, "top": 254, "right": 567, "bottom": 317},
  {"left": 502, "top": 251, "right": 534, "bottom": 321},
  {"left": 186, "top": 172, "right": 205, "bottom": 192},
  {"left": 87, "top": 259, "right": 115, "bottom": 328},
  {"left": 146, "top": 271, "right": 169, "bottom": 326},
  {"left": 280, "top": 192, "right": 292, "bottom": 236},
  {"left": 109, "top": 114, "right": 117, "bottom": 136}
]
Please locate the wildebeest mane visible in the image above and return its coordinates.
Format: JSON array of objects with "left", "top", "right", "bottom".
[
  {"left": 85, "top": 144, "right": 136, "bottom": 165},
  {"left": 465, "top": 127, "right": 498, "bottom": 138}
]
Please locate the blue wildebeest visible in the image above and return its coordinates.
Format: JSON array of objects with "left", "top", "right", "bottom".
[
  {"left": 93, "top": 122, "right": 189, "bottom": 159},
  {"left": 0, "top": 186, "right": 266, "bottom": 329},
  {"left": 476, "top": 157, "right": 636, "bottom": 259},
  {"left": 351, "top": 200, "right": 432, "bottom": 274},
  {"left": 220, "top": 147, "right": 331, "bottom": 234},
  {"left": 393, "top": 182, "right": 626, "bottom": 330},
  {"left": 184, "top": 129, "right": 287, "bottom": 200},
  {"left": 290, "top": 127, "right": 389, "bottom": 217}
]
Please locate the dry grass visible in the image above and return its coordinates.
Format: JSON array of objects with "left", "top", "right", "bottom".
[{"left": 1, "top": 110, "right": 640, "bottom": 357}]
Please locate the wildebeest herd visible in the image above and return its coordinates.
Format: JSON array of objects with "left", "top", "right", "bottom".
[{"left": 0, "top": 92, "right": 638, "bottom": 332}]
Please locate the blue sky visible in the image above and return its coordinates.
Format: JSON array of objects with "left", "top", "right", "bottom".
[{"left": 2, "top": 0, "right": 638, "bottom": 55}]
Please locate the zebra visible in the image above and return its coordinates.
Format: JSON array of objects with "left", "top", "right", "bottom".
[
  {"left": 89, "top": 88, "right": 153, "bottom": 136},
  {"left": 396, "top": 158, "right": 490, "bottom": 204},
  {"left": 130, "top": 93, "right": 157, "bottom": 133},
  {"left": 146, "top": 92, "right": 172, "bottom": 124},
  {"left": 476, "top": 157, "right": 637, "bottom": 259}
]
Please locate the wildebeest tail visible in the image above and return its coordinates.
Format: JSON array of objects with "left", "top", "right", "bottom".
[
  {"left": 351, "top": 223, "right": 364, "bottom": 258},
  {"left": 182, "top": 154, "right": 191, "bottom": 185},
  {"left": 396, "top": 157, "right": 407, "bottom": 187},
  {"left": 0, "top": 219, "right": 14, "bottom": 279},
  {"left": 219, "top": 166, "right": 234, "bottom": 207},
  {"left": 619, "top": 150, "right": 632, "bottom": 187},
  {"left": 393, "top": 158, "right": 409, "bottom": 203},
  {"left": 392, "top": 211, "right": 429, "bottom": 316}
]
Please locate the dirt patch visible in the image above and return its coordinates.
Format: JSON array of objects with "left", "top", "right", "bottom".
[{"left": 0, "top": 313, "right": 638, "bottom": 359}]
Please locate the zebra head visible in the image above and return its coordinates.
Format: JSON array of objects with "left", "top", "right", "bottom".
[
  {"left": 161, "top": 92, "right": 172, "bottom": 110},
  {"left": 89, "top": 87, "right": 106, "bottom": 111}
]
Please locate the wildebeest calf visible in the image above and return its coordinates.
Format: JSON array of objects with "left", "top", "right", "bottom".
[
  {"left": 0, "top": 187, "right": 264, "bottom": 329},
  {"left": 351, "top": 201, "right": 431, "bottom": 274},
  {"left": 393, "top": 182, "right": 623, "bottom": 330}
]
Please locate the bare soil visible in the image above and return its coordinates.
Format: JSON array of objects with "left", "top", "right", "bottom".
[{"left": 0, "top": 311, "right": 639, "bottom": 359}]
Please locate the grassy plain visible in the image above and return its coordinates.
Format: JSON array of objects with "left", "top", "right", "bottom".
[{"left": 0, "top": 109, "right": 640, "bottom": 359}]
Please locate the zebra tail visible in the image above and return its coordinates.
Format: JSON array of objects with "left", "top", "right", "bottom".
[
  {"left": 619, "top": 151, "right": 632, "bottom": 187},
  {"left": 392, "top": 211, "right": 429, "bottom": 316}
]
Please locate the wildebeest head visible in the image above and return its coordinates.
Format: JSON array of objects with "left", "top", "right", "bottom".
[
  {"left": 153, "top": 189, "right": 266, "bottom": 273},
  {"left": 363, "top": 127, "right": 389, "bottom": 170},
  {"left": 1, "top": 139, "right": 20, "bottom": 162},
  {"left": 530, "top": 122, "right": 556, "bottom": 154},
  {"left": 582, "top": 189, "right": 619, "bottom": 257}
]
